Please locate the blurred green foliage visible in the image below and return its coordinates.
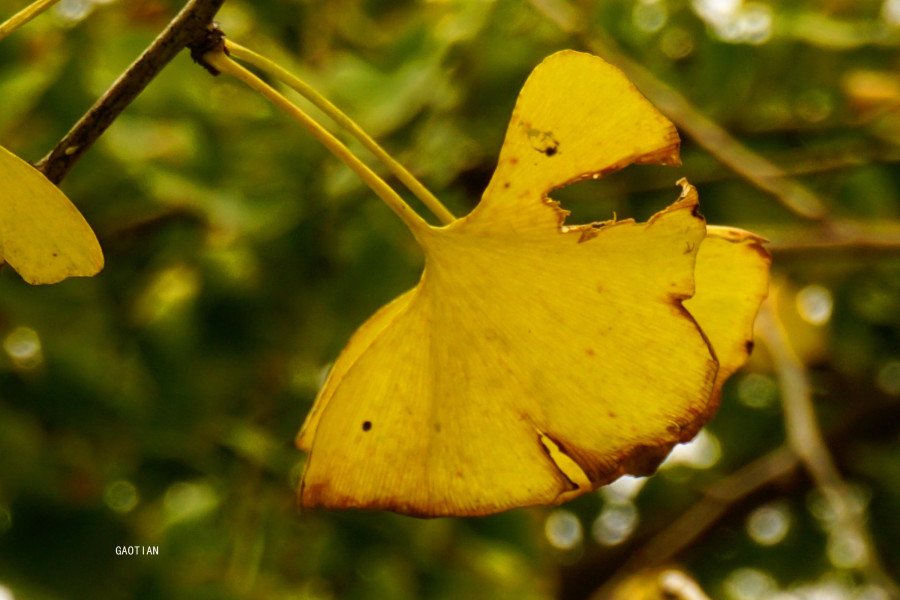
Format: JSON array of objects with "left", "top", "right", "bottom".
[{"left": 1, "top": 0, "right": 900, "bottom": 599}]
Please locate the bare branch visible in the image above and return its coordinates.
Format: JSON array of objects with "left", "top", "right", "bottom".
[
  {"left": 763, "top": 220, "right": 900, "bottom": 253},
  {"left": 35, "top": 0, "right": 226, "bottom": 185},
  {"left": 757, "top": 300, "right": 900, "bottom": 599}
]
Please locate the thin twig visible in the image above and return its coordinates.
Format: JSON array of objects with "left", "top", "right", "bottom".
[
  {"left": 593, "top": 446, "right": 799, "bottom": 600},
  {"left": 762, "top": 220, "right": 900, "bottom": 253},
  {"left": 35, "top": 0, "right": 226, "bottom": 185},
  {"left": 526, "top": 0, "right": 829, "bottom": 221},
  {"left": 757, "top": 299, "right": 900, "bottom": 599}
]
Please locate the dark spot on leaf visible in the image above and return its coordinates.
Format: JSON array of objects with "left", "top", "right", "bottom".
[
  {"left": 510, "top": 158, "right": 518, "bottom": 165},
  {"left": 503, "top": 182, "right": 510, "bottom": 189},
  {"left": 523, "top": 125, "right": 559, "bottom": 156},
  {"left": 586, "top": 348, "right": 595, "bottom": 356},
  {"left": 745, "top": 340, "right": 755, "bottom": 354},
  {"left": 52, "top": 253, "right": 58, "bottom": 257},
  {"left": 607, "top": 411, "right": 616, "bottom": 418},
  {"left": 684, "top": 242, "right": 693, "bottom": 254},
  {"left": 362, "top": 421, "right": 372, "bottom": 431}
]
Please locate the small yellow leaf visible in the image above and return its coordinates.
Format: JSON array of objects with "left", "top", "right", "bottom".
[
  {"left": 685, "top": 223, "right": 772, "bottom": 406},
  {"left": 298, "top": 51, "right": 770, "bottom": 517},
  {"left": 0, "top": 144, "right": 103, "bottom": 284}
]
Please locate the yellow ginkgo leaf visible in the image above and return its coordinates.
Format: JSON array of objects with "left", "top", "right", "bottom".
[
  {"left": 297, "top": 50, "right": 770, "bottom": 517},
  {"left": 0, "top": 144, "right": 103, "bottom": 284}
]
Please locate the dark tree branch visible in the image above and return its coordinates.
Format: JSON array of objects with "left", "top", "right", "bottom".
[{"left": 35, "top": 0, "right": 226, "bottom": 185}]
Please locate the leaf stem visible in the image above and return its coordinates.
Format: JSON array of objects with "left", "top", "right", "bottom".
[
  {"left": 224, "top": 40, "right": 456, "bottom": 226},
  {"left": 204, "top": 50, "right": 430, "bottom": 234},
  {"left": 0, "top": 0, "right": 61, "bottom": 43}
]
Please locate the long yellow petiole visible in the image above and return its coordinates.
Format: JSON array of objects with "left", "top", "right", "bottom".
[
  {"left": 224, "top": 40, "right": 457, "bottom": 226},
  {"left": 204, "top": 50, "right": 430, "bottom": 234},
  {"left": 0, "top": 0, "right": 62, "bottom": 43}
]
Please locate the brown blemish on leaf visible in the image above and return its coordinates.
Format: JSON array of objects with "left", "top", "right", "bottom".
[
  {"left": 633, "top": 128, "right": 681, "bottom": 167},
  {"left": 522, "top": 124, "right": 560, "bottom": 157},
  {"left": 617, "top": 443, "right": 673, "bottom": 477},
  {"left": 362, "top": 421, "right": 372, "bottom": 431},
  {"left": 586, "top": 348, "right": 595, "bottom": 356}
]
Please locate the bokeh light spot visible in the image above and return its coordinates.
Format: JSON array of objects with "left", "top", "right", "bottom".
[
  {"left": 661, "top": 429, "right": 721, "bottom": 470},
  {"left": 796, "top": 285, "right": 833, "bottom": 326},
  {"left": 600, "top": 475, "right": 647, "bottom": 503},
  {"left": 725, "top": 568, "right": 777, "bottom": 600},
  {"left": 747, "top": 502, "right": 791, "bottom": 546},
  {"left": 53, "top": 0, "right": 94, "bottom": 24},
  {"left": 104, "top": 480, "right": 139, "bottom": 514},
  {"left": 164, "top": 482, "right": 219, "bottom": 524},
  {"left": 133, "top": 265, "right": 201, "bottom": 324},
  {"left": 828, "top": 529, "right": 868, "bottom": 569},
  {"left": 633, "top": 1, "right": 668, "bottom": 33},
  {"left": 592, "top": 502, "right": 639, "bottom": 546},
  {"left": 3, "top": 327, "right": 43, "bottom": 370},
  {"left": 545, "top": 509, "right": 583, "bottom": 550},
  {"left": 692, "top": 0, "right": 772, "bottom": 44},
  {"left": 876, "top": 361, "right": 900, "bottom": 395},
  {"left": 856, "top": 585, "right": 889, "bottom": 600},
  {"left": 739, "top": 373, "right": 778, "bottom": 408},
  {"left": 737, "top": 3, "right": 773, "bottom": 45},
  {"left": 661, "top": 27, "right": 695, "bottom": 59},
  {"left": 883, "top": 0, "right": 900, "bottom": 26}
]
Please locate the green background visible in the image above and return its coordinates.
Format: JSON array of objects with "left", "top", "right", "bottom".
[{"left": 1, "top": 0, "right": 899, "bottom": 598}]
